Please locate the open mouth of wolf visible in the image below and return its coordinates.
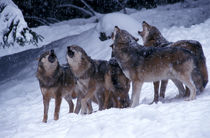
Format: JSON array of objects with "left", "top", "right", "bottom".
[
  {"left": 48, "top": 50, "right": 56, "bottom": 63},
  {"left": 67, "top": 48, "right": 74, "bottom": 58}
]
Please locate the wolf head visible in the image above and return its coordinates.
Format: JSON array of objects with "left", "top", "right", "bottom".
[
  {"left": 118, "top": 92, "right": 130, "bottom": 108},
  {"left": 138, "top": 21, "right": 168, "bottom": 47},
  {"left": 37, "top": 49, "right": 58, "bottom": 74},
  {"left": 66, "top": 45, "right": 91, "bottom": 77},
  {"left": 112, "top": 26, "right": 139, "bottom": 48}
]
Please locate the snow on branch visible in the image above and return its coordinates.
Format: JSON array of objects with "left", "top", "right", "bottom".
[{"left": 0, "top": 0, "right": 43, "bottom": 48}]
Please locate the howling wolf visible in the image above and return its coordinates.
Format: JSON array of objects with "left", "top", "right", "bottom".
[
  {"left": 138, "top": 21, "right": 208, "bottom": 101},
  {"left": 112, "top": 26, "right": 202, "bottom": 107},
  {"left": 36, "top": 50, "right": 78, "bottom": 123},
  {"left": 66, "top": 45, "right": 130, "bottom": 114}
]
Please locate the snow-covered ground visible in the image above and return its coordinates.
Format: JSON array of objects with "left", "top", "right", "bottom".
[{"left": 1, "top": 0, "right": 210, "bottom": 138}]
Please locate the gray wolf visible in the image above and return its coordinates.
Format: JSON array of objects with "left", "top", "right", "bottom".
[
  {"left": 66, "top": 45, "right": 130, "bottom": 114},
  {"left": 138, "top": 21, "right": 208, "bottom": 101},
  {"left": 108, "top": 58, "right": 130, "bottom": 108},
  {"left": 112, "top": 26, "right": 202, "bottom": 107},
  {"left": 36, "top": 50, "right": 77, "bottom": 123}
]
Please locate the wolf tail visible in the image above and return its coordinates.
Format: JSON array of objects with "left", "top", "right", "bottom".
[
  {"left": 199, "top": 59, "right": 208, "bottom": 89},
  {"left": 191, "top": 52, "right": 208, "bottom": 93},
  {"left": 191, "top": 68, "right": 204, "bottom": 93},
  {"left": 195, "top": 42, "right": 208, "bottom": 90}
]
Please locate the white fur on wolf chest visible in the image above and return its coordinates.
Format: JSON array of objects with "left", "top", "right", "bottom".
[
  {"left": 142, "top": 27, "right": 149, "bottom": 42},
  {"left": 122, "top": 69, "right": 131, "bottom": 80}
]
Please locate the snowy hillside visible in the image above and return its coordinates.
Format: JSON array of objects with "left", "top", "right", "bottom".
[{"left": 0, "top": 0, "right": 210, "bottom": 138}]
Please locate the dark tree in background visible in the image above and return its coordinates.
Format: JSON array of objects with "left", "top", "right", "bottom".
[
  {"left": 13, "top": 0, "right": 183, "bottom": 27},
  {"left": 0, "top": 0, "right": 43, "bottom": 48}
]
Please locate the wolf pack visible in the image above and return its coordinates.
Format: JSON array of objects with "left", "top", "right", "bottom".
[{"left": 36, "top": 21, "right": 208, "bottom": 123}]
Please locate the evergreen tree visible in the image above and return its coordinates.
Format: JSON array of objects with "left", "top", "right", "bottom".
[{"left": 0, "top": 0, "right": 43, "bottom": 48}]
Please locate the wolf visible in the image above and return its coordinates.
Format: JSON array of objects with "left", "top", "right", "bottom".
[
  {"left": 108, "top": 58, "right": 130, "bottom": 108},
  {"left": 91, "top": 58, "right": 130, "bottom": 109},
  {"left": 36, "top": 50, "right": 78, "bottom": 123},
  {"left": 66, "top": 45, "right": 130, "bottom": 114},
  {"left": 112, "top": 26, "right": 202, "bottom": 107},
  {"left": 138, "top": 21, "right": 208, "bottom": 100}
]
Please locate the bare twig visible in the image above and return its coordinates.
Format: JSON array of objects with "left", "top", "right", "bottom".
[
  {"left": 24, "top": 16, "right": 50, "bottom": 25},
  {"left": 57, "top": 4, "right": 94, "bottom": 16},
  {"left": 80, "top": 0, "right": 96, "bottom": 16}
]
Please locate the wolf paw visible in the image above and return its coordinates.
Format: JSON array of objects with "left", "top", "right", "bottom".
[
  {"left": 42, "top": 118, "right": 47, "bottom": 123},
  {"left": 54, "top": 115, "right": 59, "bottom": 121},
  {"left": 131, "top": 103, "right": 139, "bottom": 108},
  {"left": 80, "top": 110, "right": 87, "bottom": 115},
  {"left": 80, "top": 108, "right": 88, "bottom": 115},
  {"left": 184, "top": 96, "right": 196, "bottom": 101}
]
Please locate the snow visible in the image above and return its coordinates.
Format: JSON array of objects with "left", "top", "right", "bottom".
[
  {"left": 0, "top": 17, "right": 97, "bottom": 57},
  {"left": 130, "top": 0, "right": 210, "bottom": 29},
  {"left": 96, "top": 13, "right": 141, "bottom": 39},
  {"left": 1, "top": 0, "right": 210, "bottom": 138}
]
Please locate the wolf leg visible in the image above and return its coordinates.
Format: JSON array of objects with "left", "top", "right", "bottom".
[
  {"left": 81, "top": 87, "right": 95, "bottom": 114},
  {"left": 54, "top": 95, "right": 62, "bottom": 120},
  {"left": 103, "top": 90, "right": 111, "bottom": 109},
  {"left": 74, "top": 95, "right": 81, "bottom": 114},
  {"left": 42, "top": 95, "right": 50, "bottom": 123},
  {"left": 160, "top": 80, "right": 168, "bottom": 98},
  {"left": 171, "top": 79, "right": 185, "bottom": 97},
  {"left": 69, "top": 100, "right": 74, "bottom": 113},
  {"left": 153, "top": 81, "right": 160, "bottom": 103},
  {"left": 178, "top": 76, "right": 196, "bottom": 101},
  {"left": 110, "top": 92, "right": 120, "bottom": 108},
  {"left": 131, "top": 81, "right": 143, "bottom": 107},
  {"left": 95, "top": 92, "right": 104, "bottom": 110},
  {"left": 185, "top": 84, "right": 196, "bottom": 101},
  {"left": 184, "top": 87, "right": 190, "bottom": 97},
  {"left": 64, "top": 94, "right": 74, "bottom": 113},
  {"left": 87, "top": 100, "right": 93, "bottom": 114},
  {"left": 109, "top": 91, "right": 120, "bottom": 108}
]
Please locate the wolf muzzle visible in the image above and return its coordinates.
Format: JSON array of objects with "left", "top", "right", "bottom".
[
  {"left": 48, "top": 49, "right": 56, "bottom": 63},
  {"left": 67, "top": 47, "right": 74, "bottom": 58}
]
